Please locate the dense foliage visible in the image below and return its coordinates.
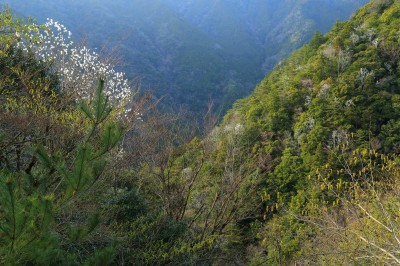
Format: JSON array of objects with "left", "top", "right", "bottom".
[
  {"left": 2, "top": 0, "right": 400, "bottom": 265},
  {"left": 206, "top": 0, "right": 400, "bottom": 263}
]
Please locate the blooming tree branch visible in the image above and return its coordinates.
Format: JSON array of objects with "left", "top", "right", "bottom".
[{"left": 16, "top": 19, "right": 132, "bottom": 108}]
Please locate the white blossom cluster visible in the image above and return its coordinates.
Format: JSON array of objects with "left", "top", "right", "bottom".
[
  {"left": 350, "top": 25, "right": 379, "bottom": 47},
  {"left": 223, "top": 122, "right": 243, "bottom": 135},
  {"left": 358, "top": 67, "right": 375, "bottom": 84},
  {"left": 330, "top": 129, "right": 348, "bottom": 149},
  {"left": 15, "top": 19, "right": 132, "bottom": 108}
]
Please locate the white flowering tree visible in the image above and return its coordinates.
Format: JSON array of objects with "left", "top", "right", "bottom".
[{"left": 16, "top": 19, "right": 132, "bottom": 108}]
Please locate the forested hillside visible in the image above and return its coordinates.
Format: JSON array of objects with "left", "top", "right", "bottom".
[
  {"left": 2, "top": 0, "right": 400, "bottom": 265},
  {"left": 3, "top": 0, "right": 368, "bottom": 115},
  {"left": 196, "top": 0, "right": 400, "bottom": 263}
]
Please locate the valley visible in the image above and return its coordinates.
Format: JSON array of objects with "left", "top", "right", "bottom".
[{"left": 4, "top": 0, "right": 368, "bottom": 115}]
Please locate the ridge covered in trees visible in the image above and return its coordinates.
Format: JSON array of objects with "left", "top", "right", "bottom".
[{"left": 1, "top": 0, "right": 400, "bottom": 265}]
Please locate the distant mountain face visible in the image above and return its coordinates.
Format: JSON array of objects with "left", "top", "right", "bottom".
[
  {"left": 163, "top": 0, "right": 369, "bottom": 71},
  {"left": 2, "top": 0, "right": 369, "bottom": 115}
]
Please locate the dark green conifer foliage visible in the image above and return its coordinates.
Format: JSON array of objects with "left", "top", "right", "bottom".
[{"left": 0, "top": 77, "right": 122, "bottom": 264}]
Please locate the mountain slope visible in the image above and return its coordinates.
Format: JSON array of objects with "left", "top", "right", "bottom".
[
  {"left": 77, "top": 0, "right": 397, "bottom": 263},
  {"left": 3, "top": 0, "right": 368, "bottom": 115},
  {"left": 161, "top": 0, "right": 400, "bottom": 263}
]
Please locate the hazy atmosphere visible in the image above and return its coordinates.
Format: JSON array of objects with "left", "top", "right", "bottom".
[
  {"left": 3, "top": 0, "right": 368, "bottom": 115},
  {"left": 2, "top": 0, "right": 400, "bottom": 265}
]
